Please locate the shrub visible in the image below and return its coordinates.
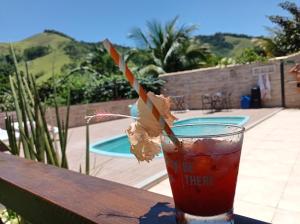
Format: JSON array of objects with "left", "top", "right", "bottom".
[
  {"left": 236, "top": 48, "right": 267, "bottom": 64},
  {"left": 23, "top": 46, "right": 50, "bottom": 61},
  {"left": 63, "top": 41, "right": 91, "bottom": 61},
  {"left": 83, "top": 74, "right": 165, "bottom": 103},
  {"left": 44, "top": 29, "right": 75, "bottom": 41},
  {"left": 38, "top": 73, "right": 165, "bottom": 106},
  {"left": 0, "top": 91, "right": 14, "bottom": 111}
]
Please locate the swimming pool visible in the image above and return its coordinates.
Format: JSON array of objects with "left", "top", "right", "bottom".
[{"left": 90, "top": 116, "right": 249, "bottom": 157}]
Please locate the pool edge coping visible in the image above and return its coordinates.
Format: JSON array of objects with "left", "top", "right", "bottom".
[{"left": 90, "top": 115, "right": 249, "bottom": 157}]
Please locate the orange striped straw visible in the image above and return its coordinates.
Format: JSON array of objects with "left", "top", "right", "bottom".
[{"left": 103, "top": 39, "right": 181, "bottom": 148}]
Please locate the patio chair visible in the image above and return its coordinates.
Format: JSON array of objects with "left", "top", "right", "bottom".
[
  {"left": 0, "top": 128, "right": 20, "bottom": 147},
  {"left": 13, "top": 121, "right": 59, "bottom": 146},
  {"left": 222, "top": 91, "right": 233, "bottom": 111},
  {"left": 170, "top": 95, "right": 188, "bottom": 111},
  {"left": 0, "top": 129, "right": 9, "bottom": 145},
  {"left": 13, "top": 121, "right": 58, "bottom": 136},
  {"left": 13, "top": 121, "right": 59, "bottom": 153},
  {"left": 211, "top": 92, "right": 223, "bottom": 111},
  {"left": 201, "top": 94, "right": 212, "bottom": 112}
]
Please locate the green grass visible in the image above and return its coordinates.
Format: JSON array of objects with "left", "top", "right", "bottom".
[
  {"left": 0, "top": 32, "right": 72, "bottom": 83},
  {"left": 225, "top": 36, "right": 255, "bottom": 57},
  {"left": 0, "top": 43, "right": 9, "bottom": 54},
  {"left": 24, "top": 50, "right": 72, "bottom": 83},
  {"left": 196, "top": 33, "right": 260, "bottom": 57},
  {"left": 14, "top": 32, "right": 70, "bottom": 49}
]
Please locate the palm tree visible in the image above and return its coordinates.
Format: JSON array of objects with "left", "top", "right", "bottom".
[
  {"left": 128, "top": 16, "right": 210, "bottom": 76},
  {"left": 252, "top": 37, "right": 283, "bottom": 57}
]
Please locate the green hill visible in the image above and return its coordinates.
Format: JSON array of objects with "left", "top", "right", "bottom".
[
  {"left": 0, "top": 31, "right": 73, "bottom": 83},
  {"left": 0, "top": 30, "right": 261, "bottom": 83},
  {"left": 196, "top": 33, "right": 261, "bottom": 57}
]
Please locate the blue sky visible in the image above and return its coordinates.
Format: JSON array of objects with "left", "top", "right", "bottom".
[{"left": 0, "top": 0, "right": 295, "bottom": 46}]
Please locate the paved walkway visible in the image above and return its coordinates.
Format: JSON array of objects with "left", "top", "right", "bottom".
[
  {"left": 66, "top": 108, "right": 280, "bottom": 187},
  {"left": 149, "top": 109, "right": 300, "bottom": 224}
]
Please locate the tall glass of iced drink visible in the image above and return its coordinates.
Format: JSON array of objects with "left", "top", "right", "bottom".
[{"left": 161, "top": 124, "right": 245, "bottom": 224}]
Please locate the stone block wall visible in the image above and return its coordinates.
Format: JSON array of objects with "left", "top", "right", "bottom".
[
  {"left": 0, "top": 99, "right": 136, "bottom": 129},
  {"left": 45, "top": 98, "right": 136, "bottom": 128},
  {"left": 161, "top": 53, "right": 300, "bottom": 109}
]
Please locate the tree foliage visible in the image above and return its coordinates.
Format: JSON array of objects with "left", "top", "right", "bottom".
[
  {"left": 0, "top": 56, "right": 15, "bottom": 110},
  {"left": 83, "top": 47, "right": 120, "bottom": 76},
  {"left": 44, "top": 29, "right": 75, "bottom": 41},
  {"left": 236, "top": 48, "right": 267, "bottom": 64},
  {"left": 38, "top": 73, "right": 165, "bottom": 106},
  {"left": 252, "top": 38, "right": 282, "bottom": 57},
  {"left": 268, "top": 1, "right": 300, "bottom": 55},
  {"left": 63, "top": 41, "right": 95, "bottom": 61},
  {"left": 128, "top": 16, "right": 210, "bottom": 76},
  {"left": 197, "top": 33, "right": 234, "bottom": 51},
  {"left": 23, "top": 46, "right": 50, "bottom": 61}
]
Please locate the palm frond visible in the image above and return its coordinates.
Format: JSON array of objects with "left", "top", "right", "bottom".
[
  {"left": 165, "top": 15, "right": 179, "bottom": 35},
  {"left": 163, "top": 41, "right": 180, "bottom": 65},
  {"left": 139, "top": 64, "right": 165, "bottom": 76},
  {"left": 124, "top": 48, "right": 139, "bottom": 63},
  {"left": 129, "top": 16, "right": 210, "bottom": 74},
  {"left": 147, "top": 19, "right": 165, "bottom": 48},
  {"left": 128, "top": 27, "right": 151, "bottom": 49},
  {"left": 185, "top": 42, "right": 209, "bottom": 60}
]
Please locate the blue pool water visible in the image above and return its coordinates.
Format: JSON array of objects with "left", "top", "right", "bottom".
[{"left": 90, "top": 116, "right": 249, "bottom": 157}]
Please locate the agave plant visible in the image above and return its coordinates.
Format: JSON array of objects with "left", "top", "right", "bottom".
[
  {"left": 0, "top": 45, "right": 70, "bottom": 168},
  {"left": 0, "top": 46, "right": 76, "bottom": 224}
]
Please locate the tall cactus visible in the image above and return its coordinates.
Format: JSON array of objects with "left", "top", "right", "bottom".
[{"left": 0, "top": 45, "right": 70, "bottom": 169}]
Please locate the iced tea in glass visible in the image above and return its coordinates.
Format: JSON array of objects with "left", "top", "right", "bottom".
[{"left": 161, "top": 124, "right": 244, "bottom": 224}]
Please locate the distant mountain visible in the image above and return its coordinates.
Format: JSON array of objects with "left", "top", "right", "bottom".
[
  {"left": 196, "top": 32, "right": 263, "bottom": 57},
  {"left": 0, "top": 30, "right": 263, "bottom": 83}
]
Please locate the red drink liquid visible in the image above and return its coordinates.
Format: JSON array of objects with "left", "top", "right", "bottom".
[{"left": 163, "top": 138, "right": 242, "bottom": 217}]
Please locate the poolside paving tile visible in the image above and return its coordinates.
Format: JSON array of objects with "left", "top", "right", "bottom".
[
  {"left": 278, "top": 193, "right": 300, "bottom": 212},
  {"left": 246, "top": 148, "right": 299, "bottom": 165},
  {"left": 67, "top": 108, "right": 281, "bottom": 187},
  {"left": 234, "top": 200, "right": 275, "bottom": 223},
  {"left": 283, "top": 178, "right": 300, "bottom": 198},
  {"left": 272, "top": 209, "right": 300, "bottom": 224},
  {"left": 148, "top": 179, "right": 173, "bottom": 197},
  {"left": 236, "top": 175, "right": 285, "bottom": 207},
  {"left": 238, "top": 158, "right": 293, "bottom": 182},
  {"left": 149, "top": 109, "right": 300, "bottom": 222}
]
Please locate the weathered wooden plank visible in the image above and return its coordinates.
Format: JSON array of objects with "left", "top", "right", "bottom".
[
  {"left": 0, "top": 152, "right": 175, "bottom": 224},
  {"left": 0, "top": 152, "right": 270, "bottom": 224}
]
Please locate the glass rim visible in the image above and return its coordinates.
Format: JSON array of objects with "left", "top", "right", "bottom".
[{"left": 165, "top": 123, "right": 245, "bottom": 139}]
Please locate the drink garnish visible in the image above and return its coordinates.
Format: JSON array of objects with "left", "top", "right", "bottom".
[{"left": 127, "top": 92, "right": 177, "bottom": 162}]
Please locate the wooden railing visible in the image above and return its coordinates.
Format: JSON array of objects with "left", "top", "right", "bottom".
[{"left": 0, "top": 152, "right": 268, "bottom": 224}]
